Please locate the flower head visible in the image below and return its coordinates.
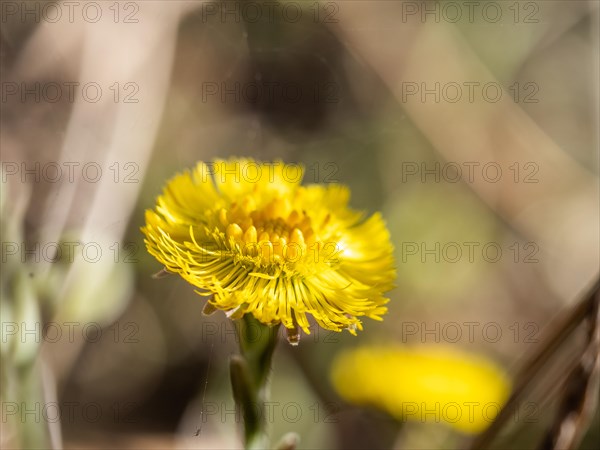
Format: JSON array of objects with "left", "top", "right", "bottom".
[
  {"left": 330, "top": 345, "right": 511, "bottom": 433},
  {"left": 142, "top": 158, "right": 395, "bottom": 341}
]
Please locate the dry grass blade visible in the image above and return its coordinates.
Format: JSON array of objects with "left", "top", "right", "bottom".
[
  {"left": 470, "top": 278, "right": 600, "bottom": 450},
  {"left": 538, "top": 283, "right": 600, "bottom": 450}
]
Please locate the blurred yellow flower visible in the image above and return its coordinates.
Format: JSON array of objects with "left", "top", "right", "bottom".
[
  {"left": 330, "top": 345, "right": 511, "bottom": 433},
  {"left": 142, "top": 158, "right": 395, "bottom": 340}
]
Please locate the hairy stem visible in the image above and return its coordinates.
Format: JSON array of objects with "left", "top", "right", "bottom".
[{"left": 231, "top": 314, "right": 280, "bottom": 449}]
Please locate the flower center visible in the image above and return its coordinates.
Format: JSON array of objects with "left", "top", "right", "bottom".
[{"left": 215, "top": 196, "right": 322, "bottom": 264}]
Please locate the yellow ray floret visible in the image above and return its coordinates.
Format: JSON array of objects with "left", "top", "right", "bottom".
[{"left": 142, "top": 158, "right": 396, "bottom": 337}]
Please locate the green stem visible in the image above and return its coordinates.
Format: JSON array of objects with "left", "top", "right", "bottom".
[{"left": 231, "top": 314, "right": 280, "bottom": 450}]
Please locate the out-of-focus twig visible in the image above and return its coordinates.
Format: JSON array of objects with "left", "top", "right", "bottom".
[
  {"left": 470, "top": 278, "right": 600, "bottom": 449},
  {"left": 327, "top": 3, "right": 599, "bottom": 299},
  {"left": 538, "top": 281, "right": 600, "bottom": 450},
  {"left": 2, "top": 3, "right": 204, "bottom": 448}
]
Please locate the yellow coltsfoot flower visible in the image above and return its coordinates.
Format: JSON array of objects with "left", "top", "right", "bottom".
[
  {"left": 142, "top": 158, "right": 396, "bottom": 343},
  {"left": 330, "top": 345, "right": 511, "bottom": 434}
]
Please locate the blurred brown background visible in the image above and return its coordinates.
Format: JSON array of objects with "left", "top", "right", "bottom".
[{"left": 1, "top": 1, "right": 599, "bottom": 449}]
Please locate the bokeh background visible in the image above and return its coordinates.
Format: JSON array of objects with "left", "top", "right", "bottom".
[{"left": 1, "top": 1, "right": 599, "bottom": 449}]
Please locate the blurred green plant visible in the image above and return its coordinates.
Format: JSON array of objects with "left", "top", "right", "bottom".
[{"left": 0, "top": 171, "right": 134, "bottom": 448}]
